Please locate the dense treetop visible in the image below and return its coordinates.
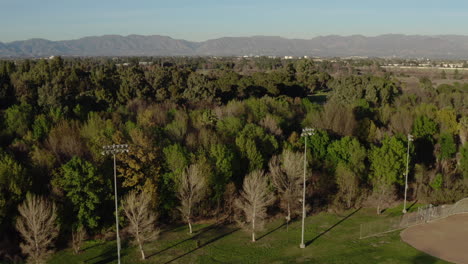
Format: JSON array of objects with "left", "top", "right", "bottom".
[{"left": 0, "top": 56, "right": 466, "bottom": 261}]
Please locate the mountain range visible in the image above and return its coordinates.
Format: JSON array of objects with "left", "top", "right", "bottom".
[{"left": 1, "top": 34, "right": 468, "bottom": 59}]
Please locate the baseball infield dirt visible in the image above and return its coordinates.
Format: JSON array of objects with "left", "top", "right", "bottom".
[{"left": 401, "top": 214, "right": 468, "bottom": 264}]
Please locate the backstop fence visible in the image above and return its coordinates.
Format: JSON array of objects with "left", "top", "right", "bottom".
[{"left": 359, "top": 197, "right": 468, "bottom": 239}]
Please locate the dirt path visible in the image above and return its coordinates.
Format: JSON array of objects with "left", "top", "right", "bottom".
[{"left": 401, "top": 214, "right": 468, "bottom": 264}]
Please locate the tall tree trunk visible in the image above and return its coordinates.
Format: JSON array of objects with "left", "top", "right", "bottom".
[
  {"left": 139, "top": 242, "right": 145, "bottom": 260},
  {"left": 188, "top": 221, "right": 193, "bottom": 234},
  {"left": 286, "top": 202, "right": 291, "bottom": 232}
]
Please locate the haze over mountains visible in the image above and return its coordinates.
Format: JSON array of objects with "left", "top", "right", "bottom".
[{"left": 1, "top": 34, "right": 468, "bottom": 59}]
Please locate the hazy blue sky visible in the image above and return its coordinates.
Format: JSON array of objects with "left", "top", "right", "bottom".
[{"left": 1, "top": 0, "right": 467, "bottom": 42}]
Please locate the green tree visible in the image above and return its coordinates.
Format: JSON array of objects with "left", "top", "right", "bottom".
[
  {"left": 0, "top": 151, "right": 29, "bottom": 227},
  {"left": 369, "top": 136, "right": 407, "bottom": 214},
  {"left": 430, "top": 173, "right": 443, "bottom": 190},
  {"left": 209, "top": 144, "right": 235, "bottom": 202},
  {"left": 161, "top": 144, "right": 190, "bottom": 211},
  {"left": 307, "top": 129, "right": 331, "bottom": 162},
  {"left": 54, "top": 157, "right": 105, "bottom": 229},
  {"left": 4, "top": 103, "right": 33, "bottom": 137},
  {"left": 412, "top": 115, "right": 438, "bottom": 141},
  {"left": 0, "top": 61, "right": 15, "bottom": 109},
  {"left": 235, "top": 124, "right": 279, "bottom": 172},
  {"left": 439, "top": 133, "right": 456, "bottom": 160},
  {"left": 31, "top": 114, "right": 51, "bottom": 141},
  {"left": 436, "top": 108, "right": 458, "bottom": 135},
  {"left": 327, "top": 136, "right": 367, "bottom": 175}
]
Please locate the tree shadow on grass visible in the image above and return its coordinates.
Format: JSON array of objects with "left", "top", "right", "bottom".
[
  {"left": 407, "top": 200, "right": 418, "bottom": 212},
  {"left": 146, "top": 223, "right": 218, "bottom": 259},
  {"left": 412, "top": 253, "right": 440, "bottom": 264},
  {"left": 163, "top": 227, "right": 240, "bottom": 264},
  {"left": 256, "top": 222, "right": 286, "bottom": 241},
  {"left": 84, "top": 240, "right": 129, "bottom": 264},
  {"left": 305, "top": 207, "right": 361, "bottom": 247}
]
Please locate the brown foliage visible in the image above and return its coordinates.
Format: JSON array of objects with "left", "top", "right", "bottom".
[
  {"left": 123, "top": 190, "right": 159, "bottom": 260},
  {"left": 16, "top": 195, "right": 59, "bottom": 264},
  {"left": 46, "top": 120, "right": 85, "bottom": 162},
  {"left": 268, "top": 150, "right": 303, "bottom": 223},
  {"left": 235, "top": 170, "right": 274, "bottom": 242},
  {"left": 260, "top": 115, "right": 283, "bottom": 136},
  {"left": 177, "top": 164, "right": 207, "bottom": 234},
  {"left": 312, "top": 101, "right": 357, "bottom": 137}
]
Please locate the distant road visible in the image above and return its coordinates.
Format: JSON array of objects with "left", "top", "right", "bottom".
[{"left": 382, "top": 66, "right": 468, "bottom": 71}]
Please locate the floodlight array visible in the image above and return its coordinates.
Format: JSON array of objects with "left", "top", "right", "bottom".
[
  {"left": 301, "top": 127, "right": 315, "bottom": 137},
  {"left": 102, "top": 144, "right": 130, "bottom": 155}
]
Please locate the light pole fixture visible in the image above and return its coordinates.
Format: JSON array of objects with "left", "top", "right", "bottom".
[
  {"left": 402, "top": 134, "right": 413, "bottom": 214},
  {"left": 102, "top": 144, "right": 129, "bottom": 264},
  {"left": 300, "top": 127, "right": 314, "bottom": 249}
]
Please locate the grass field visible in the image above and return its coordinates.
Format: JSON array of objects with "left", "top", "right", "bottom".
[{"left": 48, "top": 204, "right": 449, "bottom": 264}]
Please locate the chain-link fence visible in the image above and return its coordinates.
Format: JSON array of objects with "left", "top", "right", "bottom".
[{"left": 359, "top": 197, "right": 468, "bottom": 239}]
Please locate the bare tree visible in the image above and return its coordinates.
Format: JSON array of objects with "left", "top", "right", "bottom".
[
  {"left": 268, "top": 150, "right": 303, "bottom": 229},
  {"left": 71, "top": 226, "right": 86, "bottom": 254},
  {"left": 177, "top": 164, "right": 206, "bottom": 234},
  {"left": 335, "top": 163, "right": 359, "bottom": 208},
  {"left": 235, "top": 170, "right": 274, "bottom": 242},
  {"left": 16, "top": 195, "right": 59, "bottom": 264},
  {"left": 122, "top": 190, "right": 159, "bottom": 260}
]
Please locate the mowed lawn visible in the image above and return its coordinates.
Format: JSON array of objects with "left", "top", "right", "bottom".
[{"left": 48, "top": 205, "right": 448, "bottom": 264}]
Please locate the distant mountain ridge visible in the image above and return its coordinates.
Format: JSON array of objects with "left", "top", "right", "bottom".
[{"left": 1, "top": 34, "right": 468, "bottom": 59}]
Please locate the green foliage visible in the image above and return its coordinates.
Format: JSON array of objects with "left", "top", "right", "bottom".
[
  {"left": 430, "top": 173, "right": 443, "bottom": 190},
  {"left": 307, "top": 129, "right": 331, "bottom": 161},
  {"left": 165, "top": 110, "right": 188, "bottom": 142},
  {"left": 369, "top": 136, "right": 407, "bottom": 186},
  {"left": 208, "top": 144, "right": 235, "bottom": 201},
  {"left": 328, "top": 136, "right": 367, "bottom": 175},
  {"left": 0, "top": 57, "right": 467, "bottom": 256},
  {"left": 217, "top": 116, "right": 245, "bottom": 138},
  {"left": 436, "top": 108, "right": 458, "bottom": 135},
  {"left": 80, "top": 112, "right": 115, "bottom": 160},
  {"left": 412, "top": 115, "right": 438, "bottom": 141},
  {"left": 329, "top": 75, "right": 399, "bottom": 106},
  {"left": 183, "top": 72, "right": 215, "bottom": 101},
  {"left": 0, "top": 151, "right": 29, "bottom": 226},
  {"left": 438, "top": 133, "right": 456, "bottom": 160},
  {"left": 235, "top": 124, "right": 279, "bottom": 171},
  {"left": 55, "top": 157, "right": 104, "bottom": 229},
  {"left": 163, "top": 144, "right": 189, "bottom": 177},
  {"left": 4, "top": 103, "right": 33, "bottom": 137},
  {"left": 32, "top": 114, "right": 51, "bottom": 141}
]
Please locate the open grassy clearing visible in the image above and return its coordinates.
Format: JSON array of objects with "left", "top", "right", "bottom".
[{"left": 47, "top": 203, "right": 448, "bottom": 264}]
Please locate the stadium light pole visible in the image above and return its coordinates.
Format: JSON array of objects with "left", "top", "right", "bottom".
[
  {"left": 402, "top": 134, "right": 413, "bottom": 214},
  {"left": 102, "top": 144, "right": 129, "bottom": 264},
  {"left": 300, "top": 127, "right": 314, "bottom": 249}
]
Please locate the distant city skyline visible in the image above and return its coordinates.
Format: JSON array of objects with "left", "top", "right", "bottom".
[{"left": 1, "top": 0, "right": 468, "bottom": 42}]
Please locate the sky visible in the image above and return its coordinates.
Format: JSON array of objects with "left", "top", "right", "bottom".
[{"left": 1, "top": 0, "right": 468, "bottom": 42}]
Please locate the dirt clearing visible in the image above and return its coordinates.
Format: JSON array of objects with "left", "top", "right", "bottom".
[{"left": 401, "top": 214, "right": 468, "bottom": 264}]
